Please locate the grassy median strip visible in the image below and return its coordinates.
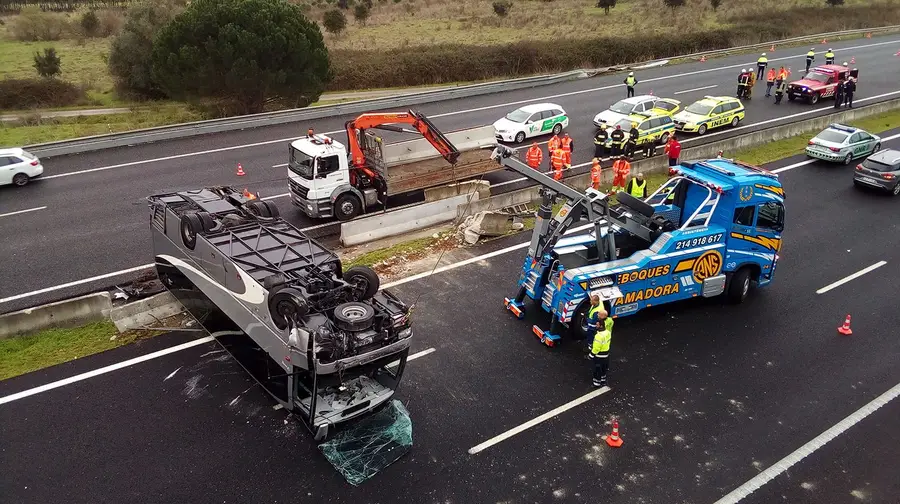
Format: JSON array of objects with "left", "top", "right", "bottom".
[
  {"left": 0, "top": 320, "right": 165, "bottom": 381},
  {"left": 733, "top": 108, "right": 900, "bottom": 166}
]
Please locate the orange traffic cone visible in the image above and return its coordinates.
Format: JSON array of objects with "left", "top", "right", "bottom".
[
  {"left": 699, "top": 55, "right": 707, "bottom": 62},
  {"left": 866, "top": 32, "right": 872, "bottom": 38},
  {"left": 822, "top": 38, "right": 827, "bottom": 44},
  {"left": 606, "top": 419, "right": 624, "bottom": 448},
  {"left": 849, "top": 56, "right": 855, "bottom": 64},
  {"left": 770, "top": 44, "right": 776, "bottom": 52},
  {"left": 837, "top": 314, "right": 853, "bottom": 335},
  {"left": 236, "top": 163, "right": 246, "bottom": 176}
]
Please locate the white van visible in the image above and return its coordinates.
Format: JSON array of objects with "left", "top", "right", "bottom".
[{"left": 0, "top": 148, "right": 44, "bottom": 187}]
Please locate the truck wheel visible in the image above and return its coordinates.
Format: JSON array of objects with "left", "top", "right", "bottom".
[
  {"left": 12, "top": 173, "right": 29, "bottom": 187},
  {"left": 726, "top": 267, "right": 752, "bottom": 304},
  {"left": 180, "top": 213, "right": 204, "bottom": 250},
  {"left": 345, "top": 265, "right": 380, "bottom": 300},
  {"left": 514, "top": 132, "right": 526, "bottom": 144},
  {"left": 809, "top": 93, "right": 819, "bottom": 105},
  {"left": 333, "top": 302, "right": 375, "bottom": 332},
  {"left": 697, "top": 124, "right": 708, "bottom": 135},
  {"left": 552, "top": 123, "right": 563, "bottom": 135},
  {"left": 334, "top": 193, "right": 361, "bottom": 221},
  {"left": 269, "top": 287, "right": 309, "bottom": 330}
]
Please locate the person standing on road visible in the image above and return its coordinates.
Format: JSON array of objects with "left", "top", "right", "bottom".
[
  {"left": 833, "top": 77, "right": 845, "bottom": 109},
  {"left": 590, "top": 158, "right": 603, "bottom": 190},
  {"left": 550, "top": 147, "right": 570, "bottom": 181},
  {"left": 756, "top": 53, "right": 768, "bottom": 80},
  {"left": 589, "top": 308, "right": 613, "bottom": 388},
  {"left": 626, "top": 122, "right": 640, "bottom": 159},
  {"left": 843, "top": 77, "right": 856, "bottom": 108},
  {"left": 625, "top": 172, "right": 648, "bottom": 199},
  {"left": 825, "top": 48, "right": 835, "bottom": 65},
  {"left": 560, "top": 132, "right": 574, "bottom": 155},
  {"left": 765, "top": 68, "right": 776, "bottom": 97},
  {"left": 548, "top": 133, "right": 561, "bottom": 154},
  {"left": 805, "top": 48, "right": 816, "bottom": 72},
  {"left": 737, "top": 69, "right": 750, "bottom": 98},
  {"left": 624, "top": 72, "right": 638, "bottom": 98},
  {"left": 610, "top": 125, "right": 626, "bottom": 157},
  {"left": 665, "top": 134, "right": 681, "bottom": 167},
  {"left": 525, "top": 142, "right": 543, "bottom": 170},
  {"left": 774, "top": 78, "right": 787, "bottom": 105},
  {"left": 611, "top": 156, "right": 631, "bottom": 194},
  {"left": 594, "top": 124, "right": 609, "bottom": 159}
]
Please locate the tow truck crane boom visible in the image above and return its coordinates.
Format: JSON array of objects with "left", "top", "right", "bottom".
[{"left": 345, "top": 110, "right": 461, "bottom": 169}]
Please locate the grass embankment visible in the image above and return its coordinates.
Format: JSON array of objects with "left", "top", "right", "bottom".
[
  {"left": 0, "top": 320, "right": 162, "bottom": 381},
  {"left": 733, "top": 108, "right": 900, "bottom": 165}
]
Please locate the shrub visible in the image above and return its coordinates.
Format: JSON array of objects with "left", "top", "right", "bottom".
[
  {"left": 323, "top": 8, "right": 347, "bottom": 34},
  {"left": 0, "top": 79, "right": 86, "bottom": 109},
  {"left": 337, "top": 0, "right": 350, "bottom": 8},
  {"left": 108, "top": 0, "right": 183, "bottom": 98},
  {"left": 492, "top": 0, "right": 512, "bottom": 17},
  {"left": 33, "top": 48, "right": 62, "bottom": 78},
  {"left": 151, "top": 0, "right": 333, "bottom": 115},
  {"left": 8, "top": 6, "right": 71, "bottom": 41},
  {"left": 663, "top": 0, "right": 686, "bottom": 9},
  {"left": 353, "top": 3, "right": 369, "bottom": 24},
  {"left": 80, "top": 10, "right": 100, "bottom": 37},
  {"left": 710, "top": 0, "right": 721, "bottom": 10},
  {"left": 826, "top": 0, "right": 844, "bottom": 5},
  {"left": 596, "top": 0, "right": 616, "bottom": 15},
  {"left": 96, "top": 10, "right": 125, "bottom": 37}
]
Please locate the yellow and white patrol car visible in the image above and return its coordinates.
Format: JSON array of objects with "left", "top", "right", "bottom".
[
  {"left": 609, "top": 111, "right": 676, "bottom": 146},
  {"left": 673, "top": 96, "right": 745, "bottom": 135},
  {"left": 648, "top": 98, "right": 681, "bottom": 117}
]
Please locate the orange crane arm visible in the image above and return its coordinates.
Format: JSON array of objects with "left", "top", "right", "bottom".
[{"left": 344, "top": 110, "right": 460, "bottom": 169}]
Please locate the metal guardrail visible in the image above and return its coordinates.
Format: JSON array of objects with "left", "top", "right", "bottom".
[
  {"left": 24, "top": 25, "right": 900, "bottom": 158},
  {"left": 26, "top": 70, "right": 591, "bottom": 158}
]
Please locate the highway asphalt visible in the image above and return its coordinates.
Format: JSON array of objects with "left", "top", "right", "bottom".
[
  {"left": 2, "top": 34, "right": 900, "bottom": 314},
  {"left": 2, "top": 144, "right": 899, "bottom": 503}
]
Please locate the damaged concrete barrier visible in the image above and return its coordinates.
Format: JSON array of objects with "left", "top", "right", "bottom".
[
  {"left": 0, "top": 292, "right": 112, "bottom": 338},
  {"left": 424, "top": 180, "right": 490, "bottom": 203},
  {"left": 108, "top": 291, "right": 184, "bottom": 332}
]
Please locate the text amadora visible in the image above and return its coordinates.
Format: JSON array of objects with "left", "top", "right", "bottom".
[
  {"left": 617, "top": 264, "right": 671, "bottom": 284},
  {"left": 613, "top": 282, "right": 680, "bottom": 306}
]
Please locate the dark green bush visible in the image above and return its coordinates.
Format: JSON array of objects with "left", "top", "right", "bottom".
[{"left": 0, "top": 78, "right": 86, "bottom": 109}]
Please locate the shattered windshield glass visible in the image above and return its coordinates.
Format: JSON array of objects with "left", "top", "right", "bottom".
[{"left": 318, "top": 400, "right": 413, "bottom": 485}]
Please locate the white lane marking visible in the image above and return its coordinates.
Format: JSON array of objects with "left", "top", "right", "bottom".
[
  {"left": 674, "top": 85, "right": 718, "bottom": 95},
  {"left": 387, "top": 347, "right": 435, "bottom": 368},
  {"left": 816, "top": 260, "right": 887, "bottom": 294},
  {"left": 468, "top": 386, "right": 612, "bottom": 455},
  {"left": 261, "top": 192, "right": 289, "bottom": 201},
  {"left": 272, "top": 163, "right": 288, "bottom": 168},
  {"left": 712, "top": 381, "right": 900, "bottom": 504},
  {"left": 0, "top": 264, "right": 154, "bottom": 304},
  {"left": 0, "top": 336, "right": 216, "bottom": 406},
  {"left": 0, "top": 206, "right": 47, "bottom": 219},
  {"left": 39, "top": 39, "right": 900, "bottom": 178}
]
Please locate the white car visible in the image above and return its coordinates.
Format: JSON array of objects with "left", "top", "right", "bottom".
[
  {"left": 593, "top": 95, "right": 658, "bottom": 127},
  {"left": 493, "top": 103, "right": 569, "bottom": 144},
  {"left": 0, "top": 148, "right": 44, "bottom": 187}
]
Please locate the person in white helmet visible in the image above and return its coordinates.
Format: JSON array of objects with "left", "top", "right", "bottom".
[
  {"left": 624, "top": 72, "right": 637, "bottom": 98},
  {"left": 756, "top": 52, "right": 768, "bottom": 80},
  {"left": 737, "top": 69, "right": 750, "bottom": 98},
  {"left": 806, "top": 48, "right": 815, "bottom": 72}
]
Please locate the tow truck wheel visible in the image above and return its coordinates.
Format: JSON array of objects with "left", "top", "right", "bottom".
[
  {"left": 334, "top": 302, "right": 375, "bottom": 332},
  {"left": 345, "top": 265, "right": 380, "bottom": 300},
  {"left": 334, "top": 193, "right": 361, "bottom": 221},
  {"left": 569, "top": 303, "right": 594, "bottom": 341},
  {"left": 697, "top": 124, "right": 708, "bottom": 135},
  {"left": 809, "top": 93, "right": 819, "bottom": 105},
  {"left": 726, "top": 268, "right": 752, "bottom": 304}
]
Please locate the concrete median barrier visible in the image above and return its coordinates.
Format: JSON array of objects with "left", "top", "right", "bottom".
[
  {"left": 0, "top": 292, "right": 112, "bottom": 339},
  {"left": 108, "top": 292, "right": 184, "bottom": 332},
  {"left": 424, "top": 180, "right": 491, "bottom": 203}
]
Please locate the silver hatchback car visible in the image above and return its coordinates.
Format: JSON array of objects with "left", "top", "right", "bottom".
[{"left": 853, "top": 149, "right": 900, "bottom": 196}]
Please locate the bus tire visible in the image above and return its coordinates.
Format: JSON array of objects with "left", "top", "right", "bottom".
[{"left": 345, "top": 265, "right": 380, "bottom": 300}]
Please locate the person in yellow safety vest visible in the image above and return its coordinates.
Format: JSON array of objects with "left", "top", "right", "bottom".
[
  {"left": 525, "top": 142, "right": 543, "bottom": 170},
  {"left": 589, "top": 306, "right": 613, "bottom": 387},
  {"left": 560, "top": 132, "right": 574, "bottom": 154},
  {"left": 550, "top": 147, "right": 570, "bottom": 181},
  {"left": 756, "top": 53, "right": 768, "bottom": 80},
  {"left": 625, "top": 172, "right": 647, "bottom": 199},
  {"left": 624, "top": 72, "right": 638, "bottom": 98},
  {"left": 806, "top": 48, "right": 815, "bottom": 72},
  {"left": 587, "top": 294, "right": 614, "bottom": 334},
  {"left": 590, "top": 158, "right": 603, "bottom": 190},
  {"left": 825, "top": 48, "right": 835, "bottom": 65},
  {"left": 548, "top": 134, "right": 561, "bottom": 153}
]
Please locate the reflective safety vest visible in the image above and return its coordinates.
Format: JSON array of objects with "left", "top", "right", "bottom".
[
  {"left": 825, "top": 51, "right": 835, "bottom": 60},
  {"left": 776, "top": 80, "right": 787, "bottom": 93},
  {"left": 625, "top": 76, "right": 636, "bottom": 86},
  {"left": 591, "top": 162, "right": 602, "bottom": 183},
  {"left": 551, "top": 148, "right": 569, "bottom": 169},
  {"left": 757, "top": 56, "right": 768, "bottom": 65},
  {"left": 594, "top": 130, "right": 608, "bottom": 144},
  {"left": 766, "top": 69, "right": 776, "bottom": 82},
  {"left": 560, "top": 136, "right": 573, "bottom": 153},
  {"left": 525, "top": 146, "right": 543, "bottom": 168},
  {"left": 629, "top": 178, "right": 647, "bottom": 198},
  {"left": 592, "top": 329, "right": 612, "bottom": 356},
  {"left": 806, "top": 51, "right": 815, "bottom": 60},
  {"left": 548, "top": 135, "right": 561, "bottom": 152}
]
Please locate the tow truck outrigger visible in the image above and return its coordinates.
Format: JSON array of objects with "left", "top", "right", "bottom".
[{"left": 489, "top": 144, "right": 786, "bottom": 346}]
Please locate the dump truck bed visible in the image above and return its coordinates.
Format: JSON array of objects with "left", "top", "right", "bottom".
[{"left": 370, "top": 125, "right": 500, "bottom": 195}]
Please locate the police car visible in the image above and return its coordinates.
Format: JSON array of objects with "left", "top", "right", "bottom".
[
  {"left": 593, "top": 95, "right": 658, "bottom": 127},
  {"left": 805, "top": 124, "right": 881, "bottom": 165},
  {"left": 672, "top": 96, "right": 745, "bottom": 135},
  {"left": 608, "top": 112, "right": 676, "bottom": 146},
  {"left": 493, "top": 103, "right": 569, "bottom": 144}
]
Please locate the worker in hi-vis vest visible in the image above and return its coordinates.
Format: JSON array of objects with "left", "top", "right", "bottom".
[{"left": 625, "top": 172, "right": 648, "bottom": 199}]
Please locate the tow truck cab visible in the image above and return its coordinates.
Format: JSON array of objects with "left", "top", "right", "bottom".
[{"left": 516, "top": 159, "right": 785, "bottom": 343}]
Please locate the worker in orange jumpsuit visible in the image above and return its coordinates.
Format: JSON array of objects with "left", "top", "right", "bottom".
[
  {"left": 590, "top": 158, "right": 603, "bottom": 190},
  {"left": 525, "top": 142, "right": 543, "bottom": 170},
  {"left": 560, "top": 132, "right": 574, "bottom": 155},
  {"left": 765, "top": 68, "right": 776, "bottom": 97},
  {"left": 550, "top": 147, "right": 570, "bottom": 181},
  {"left": 611, "top": 156, "right": 631, "bottom": 194},
  {"left": 548, "top": 134, "right": 562, "bottom": 154}
]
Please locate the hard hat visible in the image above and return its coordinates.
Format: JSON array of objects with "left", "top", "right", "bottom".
[
  {"left": 629, "top": 72, "right": 634, "bottom": 76},
  {"left": 762, "top": 52, "right": 766, "bottom": 56},
  {"left": 632, "top": 122, "right": 637, "bottom": 128},
  {"left": 741, "top": 68, "right": 747, "bottom": 72},
  {"left": 600, "top": 123, "right": 607, "bottom": 129},
  {"left": 811, "top": 48, "right": 815, "bottom": 51},
  {"left": 829, "top": 48, "right": 833, "bottom": 51}
]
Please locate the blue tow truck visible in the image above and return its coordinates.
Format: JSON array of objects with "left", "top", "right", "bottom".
[{"left": 489, "top": 146, "right": 786, "bottom": 346}]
